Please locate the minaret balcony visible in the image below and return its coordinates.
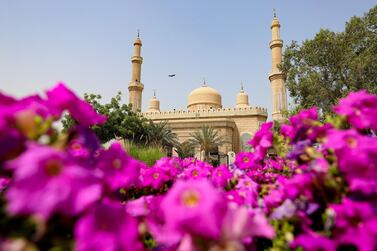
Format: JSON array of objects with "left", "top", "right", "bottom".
[
  {"left": 269, "top": 39, "right": 283, "bottom": 49},
  {"left": 128, "top": 82, "right": 144, "bottom": 91},
  {"left": 268, "top": 70, "right": 285, "bottom": 81},
  {"left": 131, "top": 56, "right": 143, "bottom": 63}
]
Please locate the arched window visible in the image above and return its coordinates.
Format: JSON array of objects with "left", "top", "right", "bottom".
[{"left": 240, "top": 132, "right": 253, "bottom": 152}]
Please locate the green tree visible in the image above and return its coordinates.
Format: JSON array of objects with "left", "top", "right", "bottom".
[
  {"left": 282, "top": 6, "right": 377, "bottom": 115},
  {"left": 62, "top": 92, "right": 149, "bottom": 144},
  {"left": 145, "top": 121, "right": 179, "bottom": 151},
  {"left": 174, "top": 140, "right": 195, "bottom": 159},
  {"left": 188, "top": 126, "right": 227, "bottom": 162}
]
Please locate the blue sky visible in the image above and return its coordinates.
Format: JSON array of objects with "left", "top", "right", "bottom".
[{"left": 0, "top": 1, "right": 376, "bottom": 117}]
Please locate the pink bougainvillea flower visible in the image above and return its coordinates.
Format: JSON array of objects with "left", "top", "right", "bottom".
[
  {"left": 222, "top": 205, "right": 274, "bottom": 241},
  {"left": 334, "top": 90, "right": 377, "bottom": 131},
  {"left": 126, "top": 195, "right": 155, "bottom": 217},
  {"left": 155, "top": 157, "right": 183, "bottom": 178},
  {"left": 324, "top": 129, "right": 377, "bottom": 194},
  {"left": 234, "top": 176, "right": 259, "bottom": 206},
  {"left": 249, "top": 122, "right": 274, "bottom": 161},
  {"left": 281, "top": 107, "right": 319, "bottom": 143},
  {"left": 210, "top": 164, "right": 233, "bottom": 187},
  {"left": 0, "top": 176, "right": 10, "bottom": 192},
  {"left": 5, "top": 145, "right": 102, "bottom": 219},
  {"left": 225, "top": 190, "right": 246, "bottom": 206},
  {"left": 66, "top": 126, "right": 101, "bottom": 162},
  {"left": 331, "top": 198, "right": 377, "bottom": 251},
  {"left": 249, "top": 122, "right": 273, "bottom": 149},
  {"left": 161, "top": 179, "right": 226, "bottom": 240},
  {"left": 46, "top": 83, "right": 106, "bottom": 126},
  {"left": 291, "top": 232, "right": 336, "bottom": 251},
  {"left": 96, "top": 142, "right": 141, "bottom": 190},
  {"left": 235, "top": 152, "right": 255, "bottom": 170},
  {"left": 75, "top": 199, "right": 143, "bottom": 251},
  {"left": 180, "top": 163, "right": 211, "bottom": 180},
  {"left": 140, "top": 166, "right": 170, "bottom": 189}
]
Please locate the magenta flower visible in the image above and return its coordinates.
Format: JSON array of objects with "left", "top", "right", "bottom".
[
  {"left": 46, "top": 83, "right": 106, "bottom": 126},
  {"left": 180, "top": 163, "right": 211, "bottom": 180},
  {"left": 0, "top": 176, "right": 10, "bottom": 192},
  {"left": 155, "top": 157, "right": 183, "bottom": 177},
  {"left": 67, "top": 126, "right": 101, "bottom": 161},
  {"left": 5, "top": 145, "right": 102, "bottom": 219},
  {"left": 126, "top": 195, "right": 155, "bottom": 217},
  {"left": 334, "top": 90, "right": 377, "bottom": 131},
  {"left": 140, "top": 166, "right": 170, "bottom": 189},
  {"left": 291, "top": 232, "right": 336, "bottom": 251},
  {"left": 225, "top": 190, "right": 246, "bottom": 206},
  {"left": 263, "top": 188, "right": 285, "bottom": 213},
  {"left": 0, "top": 94, "right": 53, "bottom": 161},
  {"left": 0, "top": 128, "right": 25, "bottom": 163},
  {"left": 161, "top": 179, "right": 226, "bottom": 240},
  {"left": 96, "top": 142, "right": 141, "bottom": 190},
  {"left": 270, "top": 199, "right": 297, "bottom": 219},
  {"left": 281, "top": 107, "right": 319, "bottom": 143},
  {"left": 222, "top": 206, "right": 274, "bottom": 241},
  {"left": 324, "top": 129, "right": 377, "bottom": 193},
  {"left": 249, "top": 122, "right": 273, "bottom": 160},
  {"left": 210, "top": 165, "right": 233, "bottom": 187},
  {"left": 331, "top": 199, "right": 377, "bottom": 251},
  {"left": 235, "top": 152, "right": 255, "bottom": 170},
  {"left": 236, "top": 175, "right": 258, "bottom": 191},
  {"left": 75, "top": 199, "right": 143, "bottom": 251}
]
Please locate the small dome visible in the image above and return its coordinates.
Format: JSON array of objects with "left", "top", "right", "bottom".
[
  {"left": 187, "top": 85, "right": 222, "bottom": 111},
  {"left": 236, "top": 89, "right": 249, "bottom": 108},
  {"left": 147, "top": 93, "right": 160, "bottom": 113}
]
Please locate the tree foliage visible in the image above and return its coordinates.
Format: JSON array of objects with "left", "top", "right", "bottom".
[
  {"left": 174, "top": 141, "right": 195, "bottom": 159},
  {"left": 188, "top": 126, "right": 227, "bottom": 162},
  {"left": 282, "top": 6, "right": 377, "bottom": 115},
  {"left": 62, "top": 92, "right": 180, "bottom": 152},
  {"left": 144, "top": 121, "right": 179, "bottom": 150}
]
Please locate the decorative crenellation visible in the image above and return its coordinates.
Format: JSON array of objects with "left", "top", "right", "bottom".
[{"left": 141, "top": 106, "right": 268, "bottom": 120}]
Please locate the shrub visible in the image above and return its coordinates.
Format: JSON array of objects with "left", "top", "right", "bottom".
[{"left": 1, "top": 83, "right": 376, "bottom": 251}]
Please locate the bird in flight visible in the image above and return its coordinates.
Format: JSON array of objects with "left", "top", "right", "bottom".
[{"left": 168, "top": 74, "right": 176, "bottom": 77}]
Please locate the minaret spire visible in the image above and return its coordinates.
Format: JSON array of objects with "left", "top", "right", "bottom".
[
  {"left": 128, "top": 33, "right": 144, "bottom": 112},
  {"left": 268, "top": 11, "right": 287, "bottom": 121},
  {"left": 273, "top": 8, "right": 277, "bottom": 18}
]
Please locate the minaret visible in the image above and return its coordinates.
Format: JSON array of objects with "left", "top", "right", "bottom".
[
  {"left": 236, "top": 83, "right": 250, "bottom": 108},
  {"left": 128, "top": 31, "right": 144, "bottom": 112},
  {"left": 268, "top": 10, "right": 287, "bottom": 121},
  {"left": 147, "top": 90, "right": 160, "bottom": 113}
]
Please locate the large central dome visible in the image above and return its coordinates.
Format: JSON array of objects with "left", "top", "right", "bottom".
[{"left": 187, "top": 85, "right": 222, "bottom": 111}]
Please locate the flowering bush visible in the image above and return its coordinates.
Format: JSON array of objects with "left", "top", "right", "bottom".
[{"left": 0, "top": 83, "right": 377, "bottom": 251}]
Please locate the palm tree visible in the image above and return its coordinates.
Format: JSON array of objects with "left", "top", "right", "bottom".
[
  {"left": 145, "top": 121, "right": 179, "bottom": 151},
  {"left": 174, "top": 140, "right": 195, "bottom": 158},
  {"left": 188, "top": 126, "right": 227, "bottom": 162}
]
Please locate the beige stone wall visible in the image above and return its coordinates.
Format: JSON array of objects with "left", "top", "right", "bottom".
[
  {"left": 143, "top": 109, "right": 268, "bottom": 153},
  {"left": 142, "top": 106, "right": 267, "bottom": 121}
]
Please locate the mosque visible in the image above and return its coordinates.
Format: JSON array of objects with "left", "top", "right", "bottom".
[{"left": 127, "top": 14, "right": 287, "bottom": 157}]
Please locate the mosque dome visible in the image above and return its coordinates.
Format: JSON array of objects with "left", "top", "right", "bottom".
[{"left": 187, "top": 83, "right": 222, "bottom": 111}]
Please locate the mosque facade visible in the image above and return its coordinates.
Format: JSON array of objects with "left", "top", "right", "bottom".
[{"left": 128, "top": 15, "right": 287, "bottom": 156}]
